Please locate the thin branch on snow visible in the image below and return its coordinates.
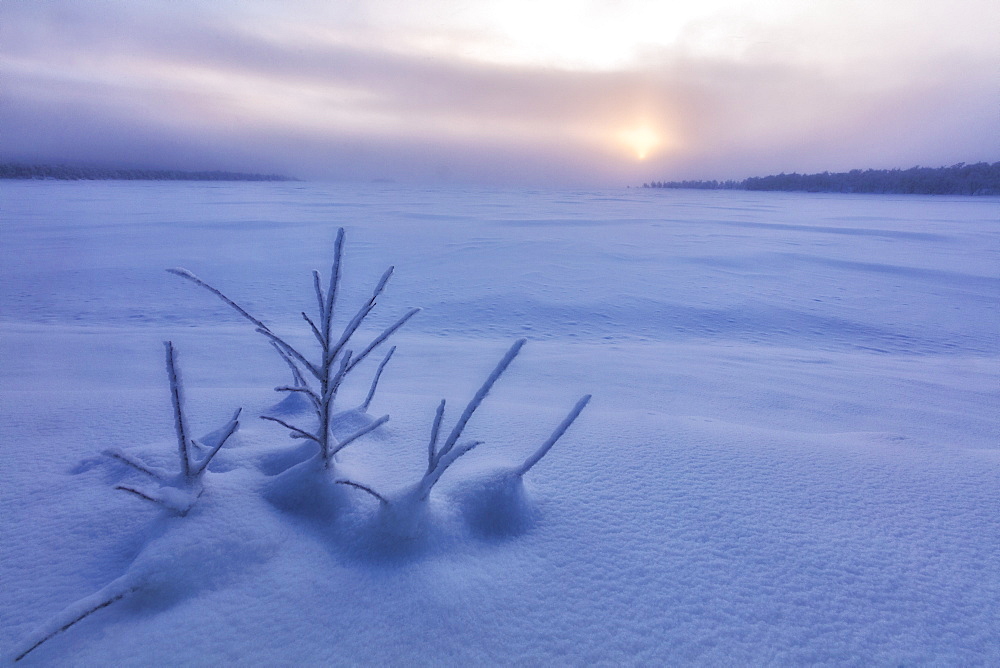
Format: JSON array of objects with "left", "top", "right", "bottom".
[
  {"left": 329, "top": 414, "right": 390, "bottom": 458},
  {"left": 260, "top": 415, "right": 320, "bottom": 443},
  {"left": 345, "top": 308, "right": 420, "bottom": 373},
  {"left": 104, "top": 449, "right": 165, "bottom": 480},
  {"left": 436, "top": 338, "right": 525, "bottom": 465},
  {"left": 166, "top": 268, "right": 270, "bottom": 332},
  {"left": 322, "top": 228, "right": 344, "bottom": 344},
  {"left": 516, "top": 395, "right": 591, "bottom": 476},
  {"left": 190, "top": 408, "right": 242, "bottom": 476},
  {"left": 171, "top": 228, "right": 410, "bottom": 468},
  {"left": 302, "top": 311, "right": 324, "bottom": 347},
  {"left": 114, "top": 485, "right": 164, "bottom": 506},
  {"left": 419, "top": 440, "right": 481, "bottom": 499},
  {"left": 336, "top": 479, "right": 389, "bottom": 505},
  {"left": 312, "top": 269, "right": 325, "bottom": 322},
  {"left": 426, "top": 399, "right": 446, "bottom": 474},
  {"left": 254, "top": 327, "right": 320, "bottom": 380},
  {"left": 13, "top": 586, "right": 136, "bottom": 662},
  {"left": 165, "top": 341, "right": 192, "bottom": 480},
  {"left": 275, "top": 385, "right": 322, "bottom": 410},
  {"left": 270, "top": 341, "right": 309, "bottom": 389},
  {"left": 361, "top": 346, "right": 395, "bottom": 412}
]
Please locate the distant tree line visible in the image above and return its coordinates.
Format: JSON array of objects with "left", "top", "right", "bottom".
[
  {"left": 0, "top": 163, "right": 297, "bottom": 182},
  {"left": 643, "top": 162, "right": 1000, "bottom": 196}
]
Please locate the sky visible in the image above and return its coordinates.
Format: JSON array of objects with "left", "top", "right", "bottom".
[{"left": 2, "top": 0, "right": 998, "bottom": 186}]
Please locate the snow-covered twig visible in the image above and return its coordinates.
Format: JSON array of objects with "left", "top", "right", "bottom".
[
  {"left": 110, "top": 343, "right": 240, "bottom": 516},
  {"left": 171, "top": 228, "right": 413, "bottom": 469},
  {"left": 516, "top": 394, "right": 591, "bottom": 476},
  {"left": 260, "top": 415, "right": 319, "bottom": 443},
  {"left": 328, "top": 414, "right": 390, "bottom": 458},
  {"left": 103, "top": 449, "right": 165, "bottom": 480},
  {"left": 434, "top": 338, "right": 525, "bottom": 467},
  {"left": 12, "top": 579, "right": 137, "bottom": 662},
  {"left": 165, "top": 341, "right": 192, "bottom": 479},
  {"left": 361, "top": 346, "right": 395, "bottom": 411},
  {"left": 336, "top": 479, "right": 388, "bottom": 504}
]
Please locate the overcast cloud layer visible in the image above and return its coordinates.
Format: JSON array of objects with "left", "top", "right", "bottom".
[{"left": 2, "top": 0, "right": 997, "bottom": 185}]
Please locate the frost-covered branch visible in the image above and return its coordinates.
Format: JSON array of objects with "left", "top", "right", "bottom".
[
  {"left": 165, "top": 341, "right": 192, "bottom": 479},
  {"left": 166, "top": 268, "right": 269, "bottom": 332},
  {"left": 516, "top": 395, "right": 591, "bottom": 476},
  {"left": 110, "top": 343, "right": 240, "bottom": 516},
  {"left": 103, "top": 449, "right": 165, "bottom": 480},
  {"left": 435, "top": 338, "right": 525, "bottom": 466},
  {"left": 13, "top": 580, "right": 136, "bottom": 662},
  {"left": 260, "top": 415, "right": 319, "bottom": 443},
  {"left": 361, "top": 346, "right": 395, "bottom": 411},
  {"left": 336, "top": 479, "right": 388, "bottom": 504},
  {"left": 171, "top": 228, "right": 412, "bottom": 470},
  {"left": 328, "top": 414, "right": 390, "bottom": 458}
]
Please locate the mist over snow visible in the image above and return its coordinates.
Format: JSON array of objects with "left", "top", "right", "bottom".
[
  {"left": 1, "top": 181, "right": 998, "bottom": 664},
  {"left": 2, "top": 1, "right": 998, "bottom": 185}
]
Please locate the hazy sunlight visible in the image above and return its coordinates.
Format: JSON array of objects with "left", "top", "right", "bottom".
[{"left": 618, "top": 124, "right": 663, "bottom": 160}]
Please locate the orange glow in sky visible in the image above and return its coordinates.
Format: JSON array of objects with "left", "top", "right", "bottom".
[{"left": 618, "top": 124, "right": 663, "bottom": 160}]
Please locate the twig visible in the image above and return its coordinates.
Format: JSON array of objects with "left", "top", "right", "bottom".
[
  {"left": 516, "top": 395, "right": 592, "bottom": 476},
  {"left": 312, "top": 269, "right": 325, "bottom": 322},
  {"left": 260, "top": 415, "right": 320, "bottom": 443},
  {"left": 426, "top": 399, "right": 446, "bottom": 474},
  {"left": 335, "top": 479, "right": 388, "bottom": 504},
  {"left": 164, "top": 341, "right": 192, "bottom": 480},
  {"left": 190, "top": 407, "right": 242, "bottom": 476},
  {"left": 302, "top": 311, "right": 324, "bottom": 347},
  {"left": 346, "top": 308, "right": 420, "bottom": 373},
  {"left": 329, "top": 414, "right": 390, "bottom": 457},
  {"left": 14, "top": 587, "right": 135, "bottom": 662},
  {"left": 361, "top": 346, "right": 396, "bottom": 411},
  {"left": 436, "top": 338, "right": 525, "bottom": 463},
  {"left": 166, "top": 268, "right": 270, "bottom": 332},
  {"left": 104, "top": 449, "right": 164, "bottom": 480}
]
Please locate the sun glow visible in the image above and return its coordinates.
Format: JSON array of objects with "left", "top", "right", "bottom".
[{"left": 618, "top": 124, "right": 663, "bottom": 160}]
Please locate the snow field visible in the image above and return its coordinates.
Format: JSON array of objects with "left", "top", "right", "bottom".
[{"left": 1, "top": 181, "right": 998, "bottom": 664}]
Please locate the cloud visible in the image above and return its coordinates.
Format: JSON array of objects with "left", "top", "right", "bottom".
[{"left": 2, "top": 1, "right": 997, "bottom": 185}]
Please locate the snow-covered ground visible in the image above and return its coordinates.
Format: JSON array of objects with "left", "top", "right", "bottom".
[{"left": 1, "top": 181, "right": 998, "bottom": 665}]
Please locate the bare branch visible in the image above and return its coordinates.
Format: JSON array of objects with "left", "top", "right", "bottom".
[
  {"left": 516, "top": 395, "right": 592, "bottom": 476},
  {"left": 255, "top": 328, "right": 321, "bottom": 380},
  {"left": 164, "top": 341, "right": 192, "bottom": 479},
  {"left": 302, "top": 311, "right": 324, "bottom": 347},
  {"left": 275, "top": 385, "right": 322, "bottom": 410},
  {"left": 419, "top": 440, "right": 482, "bottom": 499},
  {"left": 103, "top": 449, "right": 165, "bottom": 480},
  {"left": 260, "top": 415, "right": 320, "bottom": 443},
  {"left": 326, "top": 350, "right": 352, "bottom": 403},
  {"left": 114, "top": 485, "right": 167, "bottom": 507},
  {"left": 427, "top": 399, "right": 446, "bottom": 473},
  {"left": 167, "top": 268, "right": 270, "bottom": 333},
  {"left": 312, "top": 269, "right": 325, "bottom": 321},
  {"left": 335, "top": 479, "right": 388, "bottom": 505},
  {"left": 322, "top": 228, "right": 345, "bottom": 344},
  {"left": 346, "top": 308, "right": 420, "bottom": 373},
  {"left": 325, "top": 266, "right": 395, "bottom": 366},
  {"left": 13, "top": 587, "right": 135, "bottom": 662},
  {"left": 269, "top": 344, "right": 312, "bottom": 397},
  {"left": 361, "top": 346, "right": 395, "bottom": 412},
  {"left": 191, "top": 408, "right": 242, "bottom": 476},
  {"left": 329, "top": 414, "right": 390, "bottom": 457},
  {"left": 437, "top": 338, "right": 526, "bottom": 463}
]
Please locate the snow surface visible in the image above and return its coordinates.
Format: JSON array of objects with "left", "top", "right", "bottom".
[{"left": 1, "top": 181, "right": 998, "bottom": 665}]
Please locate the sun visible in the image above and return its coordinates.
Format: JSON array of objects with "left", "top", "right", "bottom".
[{"left": 618, "top": 124, "right": 662, "bottom": 160}]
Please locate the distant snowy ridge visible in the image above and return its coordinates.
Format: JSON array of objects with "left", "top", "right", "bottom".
[{"left": 0, "top": 163, "right": 297, "bottom": 181}]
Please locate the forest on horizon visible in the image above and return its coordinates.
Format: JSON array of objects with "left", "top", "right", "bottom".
[{"left": 644, "top": 162, "right": 1000, "bottom": 195}]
